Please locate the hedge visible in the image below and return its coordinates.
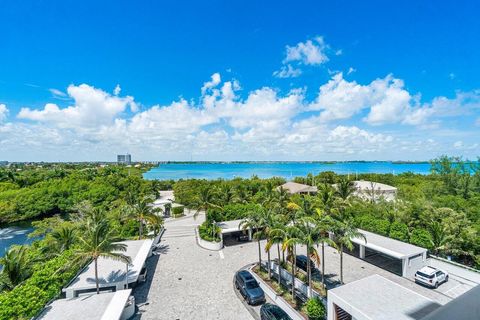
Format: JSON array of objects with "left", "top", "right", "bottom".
[
  {"left": 0, "top": 250, "right": 80, "bottom": 320},
  {"left": 172, "top": 205, "right": 185, "bottom": 217},
  {"left": 207, "top": 203, "right": 261, "bottom": 222}
]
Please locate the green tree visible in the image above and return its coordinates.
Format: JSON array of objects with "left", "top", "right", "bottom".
[
  {"left": 0, "top": 246, "right": 31, "bottom": 291},
  {"left": 333, "top": 219, "right": 366, "bottom": 284},
  {"left": 73, "top": 210, "right": 132, "bottom": 294}
]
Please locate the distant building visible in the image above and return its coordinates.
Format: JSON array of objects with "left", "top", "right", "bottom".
[
  {"left": 0, "top": 161, "right": 8, "bottom": 167},
  {"left": 277, "top": 181, "right": 318, "bottom": 195},
  {"left": 117, "top": 154, "right": 132, "bottom": 165}
]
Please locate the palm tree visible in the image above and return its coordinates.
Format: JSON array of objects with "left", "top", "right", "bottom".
[
  {"left": 261, "top": 210, "right": 276, "bottom": 279},
  {"left": 317, "top": 183, "right": 336, "bottom": 215},
  {"left": 335, "top": 177, "right": 356, "bottom": 200},
  {"left": 296, "top": 217, "right": 322, "bottom": 297},
  {"left": 74, "top": 212, "right": 132, "bottom": 294},
  {"left": 217, "top": 183, "right": 235, "bottom": 207},
  {"left": 0, "top": 246, "right": 31, "bottom": 291},
  {"left": 428, "top": 221, "right": 452, "bottom": 255},
  {"left": 314, "top": 209, "right": 335, "bottom": 287},
  {"left": 333, "top": 219, "right": 365, "bottom": 284},
  {"left": 193, "top": 186, "right": 220, "bottom": 217},
  {"left": 51, "top": 225, "right": 77, "bottom": 251},
  {"left": 282, "top": 225, "right": 301, "bottom": 300},
  {"left": 233, "top": 185, "right": 251, "bottom": 204},
  {"left": 239, "top": 208, "right": 265, "bottom": 269},
  {"left": 126, "top": 197, "right": 162, "bottom": 239}
]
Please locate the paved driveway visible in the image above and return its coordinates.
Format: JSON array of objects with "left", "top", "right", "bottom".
[
  {"left": 133, "top": 213, "right": 256, "bottom": 320},
  {"left": 133, "top": 211, "right": 475, "bottom": 319}
]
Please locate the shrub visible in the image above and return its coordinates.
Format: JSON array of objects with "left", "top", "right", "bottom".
[
  {"left": 172, "top": 205, "right": 185, "bottom": 217},
  {"left": 304, "top": 296, "right": 326, "bottom": 320},
  {"left": 410, "top": 228, "right": 433, "bottom": 249},
  {"left": 389, "top": 221, "right": 409, "bottom": 242},
  {"left": 0, "top": 250, "right": 81, "bottom": 319},
  {"left": 207, "top": 203, "right": 260, "bottom": 222},
  {"left": 198, "top": 221, "right": 221, "bottom": 242},
  {"left": 356, "top": 215, "right": 390, "bottom": 236}
]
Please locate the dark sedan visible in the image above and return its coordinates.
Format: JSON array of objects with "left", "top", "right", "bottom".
[{"left": 260, "top": 303, "right": 292, "bottom": 320}]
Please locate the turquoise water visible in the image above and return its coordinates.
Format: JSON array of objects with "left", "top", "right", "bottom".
[{"left": 143, "top": 162, "right": 432, "bottom": 180}]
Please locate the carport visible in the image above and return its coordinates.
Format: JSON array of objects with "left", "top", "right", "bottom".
[
  {"left": 216, "top": 219, "right": 252, "bottom": 246},
  {"left": 347, "top": 229, "right": 427, "bottom": 278}
]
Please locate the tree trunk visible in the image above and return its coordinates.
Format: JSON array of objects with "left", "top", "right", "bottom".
[
  {"left": 340, "top": 244, "right": 344, "bottom": 284},
  {"left": 267, "top": 247, "right": 271, "bottom": 279},
  {"left": 257, "top": 239, "right": 262, "bottom": 270},
  {"left": 291, "top": 250, "right": 296, "bottom": 300},
  {"left": 321, "top": 241, "right": 325, "bottom": 287},
  {"left": 95, "top": 258, "right": 99, "bottom": 294},
  {"left": 307, "top": 247, "right": 312, "bottom": 297},
  {"left": 277, "top": 243, "right": 281, "bottom": 264},
  {"left": 139, "top": 219, "right": 143, "bottom": 239}
]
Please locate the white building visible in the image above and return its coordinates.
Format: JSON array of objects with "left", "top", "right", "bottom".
[
  {"left": 327, "top": 275, "right": 441, "bottom": 320},
  {"left": 277, "top": 182, "right": 318, "bottom": 195},
  {"left": 37, "top": 290, "right": 135, "bottom": 320},
  {"left": 351, "top": 180, "right": 397, "bottom": 202},
  {"left": 117, "top": 154, "right": 132, "bottom": 165},
  {"left": 63, "top": 239, "right": 153, "bottom": 298},
  {"left": 346, "top": 229, "right": 428, "bottom": 278}
]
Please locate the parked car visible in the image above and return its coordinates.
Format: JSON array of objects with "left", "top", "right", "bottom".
[
  {"left": 295, "top": 255, "right": 315, "bottom": 273},
  {"left": 260, "top": 303, "right": 292, "bottom": 320},
  {"left": 235, "top": 270, "right": 265, "bottom": 305},
  {"left": 414, "top": 266, "right": 449, "bottom": 288}
]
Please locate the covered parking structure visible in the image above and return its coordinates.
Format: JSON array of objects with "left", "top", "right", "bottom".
[
  {"left": 345, "top": 229, "right": 427, "bottom": 278},
  {"left": 216, "top": 219, "right": 252, "bottom": 246}
]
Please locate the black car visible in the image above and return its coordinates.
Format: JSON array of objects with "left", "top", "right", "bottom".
[
  {"left": 235, "top": 270, "right": 265, "bottom": 305},
  {"left": 260, "top": 303, "right": 292, "bottom": 320},
  {"left": 295, "top": 255, "right": 315, "bottom": 273}
]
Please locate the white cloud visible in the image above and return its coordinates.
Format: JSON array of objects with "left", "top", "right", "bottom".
[
  {"left": 284, "top": 36, "right": 329, "bottom": 65},
  {"left": 0, "top": 104, "right": 8, "bottom": 123},
  {"left": 18, "top": 84, "right": 138, "bottom": 129},
  {"left": 273, "top": 65, "right": 302, "bottom": 78},
  {"left": 201, "top": 73, "right": 221, "bottom": 95},
  {"left": 5, "top": 72, "right": 480, "bottom": 161},
  {"left": 114, "top": 84, "right": 121, "bottom": 96},
  {"left": 310, "top": 73, "right": 371, "bottom": 121},
  {"left": 49, "top": 88, "right": 67, "bottom": 97},
  {"left": 347, "top": 67, "right": 356, "bottom": 75}
]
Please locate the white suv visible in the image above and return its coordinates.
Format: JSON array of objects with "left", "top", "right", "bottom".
[{"left": 414, "top": 266, "right": 449, "bottom": 288}]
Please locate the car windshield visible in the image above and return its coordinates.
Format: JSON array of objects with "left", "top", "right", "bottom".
[
  {"left": 271, "top": 308, "right": 289, "bottom": 319},
  {"left": 245, "top": 281, "right": 259, "bottom": 289},
  {"left": 417, "top": 271, "right": 435, "bottom": 278}
]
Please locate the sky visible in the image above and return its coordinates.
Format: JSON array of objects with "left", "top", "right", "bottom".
[{"left": 0, "top": 0, "right": 479, "bottom": 162}]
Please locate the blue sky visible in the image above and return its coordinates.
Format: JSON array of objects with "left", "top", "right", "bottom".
[{"left": 0, "top": 1, "right": 479, "bottom": 161}]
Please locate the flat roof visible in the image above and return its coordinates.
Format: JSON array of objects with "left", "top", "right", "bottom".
[
  {"left": 353, "top": 229, "right": 427, "bottom": 259},
  {"left": 353, "top": 180, "right": 397, "bottom": 192},
  {"left": 217, "top": 219, "right": 244, "bottom": 233},
  {"left": 328, "top": 275, "right": 441, "bottom": 320},
  {"left": 64, "top": 239, "right": 152, "bottom": 292},
  {"left": 422, "top": 284, "right": 480, "bottom": 320},
  {"left": 37, "top": 289, "right": 132, "bottom": 320}
]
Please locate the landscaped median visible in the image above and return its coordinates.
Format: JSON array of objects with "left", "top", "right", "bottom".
[
  {"left": 195, "top": 221, "right": 223, "bottom": 250},
  {"left": 250, "top": 262, "right": 327, "bottom": 320}
]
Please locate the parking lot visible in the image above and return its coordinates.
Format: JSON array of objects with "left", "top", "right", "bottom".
[{"left": 133, "top": 212, "right": 476, "bottom": 319}]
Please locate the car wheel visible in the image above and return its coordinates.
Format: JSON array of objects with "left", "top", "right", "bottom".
[
  {"left": 434, "top": 281, "right": 439, "bottom": 289},
  {"left": 247, "top": 297, "right": 252, "bottom": 305},
  {"left": 445, "top": 275, "right": 449, "bottom": 282},
  {"left": 235, "top": 282, "right": 239, "bottom": 290}
]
